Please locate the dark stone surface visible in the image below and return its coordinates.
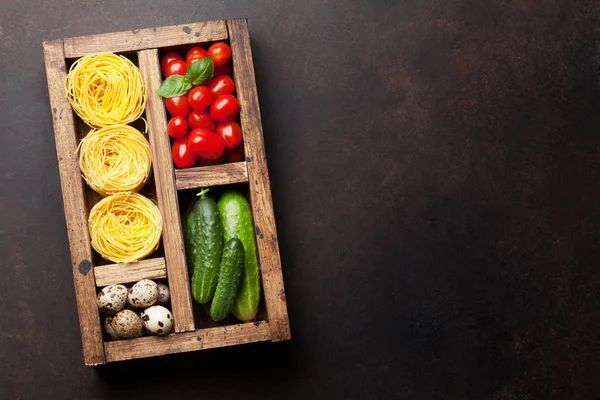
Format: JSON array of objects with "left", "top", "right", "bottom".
[{"left": 2, "top": 0, "right": 600, "bottom": 398}]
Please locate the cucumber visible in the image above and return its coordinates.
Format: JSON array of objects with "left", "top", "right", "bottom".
[
  {"left": 209, "top": 238, "right": 245, "bottom": 321},
  {"left": 218, "top": 190, "right": 261, "bottom": 321},
  {"left": 184, "top": 189, "right": 223, "bottom": 304}
]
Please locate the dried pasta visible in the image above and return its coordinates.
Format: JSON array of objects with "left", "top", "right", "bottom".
[
  {"left": 65, "top": 52, "right": 146, "bottom": 128},
  {"left": 77, "top": 124, "right": 151, "bottom": 196},
  {"left": 88, "top": 193, "right": 163, "bottom": 263}
]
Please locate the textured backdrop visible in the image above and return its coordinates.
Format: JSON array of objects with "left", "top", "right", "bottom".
[{"left": 1, "top": 1, "right": 600, "bottom": 398}]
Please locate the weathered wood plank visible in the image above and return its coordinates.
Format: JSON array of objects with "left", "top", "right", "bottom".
[
  {"left": 175, "top": 162, "right": 248, "bottom": 190},
  {"left": 94, "top": 258, "right": 167, "bottom": 287},
  {"left": 227, "top": 19, "right": 291, "bottom": 342},
  {"left": 43, "top": 40, "right": 106, "bottom": 365},
  {"left": 138, "top": 49, "right": 194, "bottom": 332},
  {"left": 104, "top": 321, "right": 271, "bottom": 362},
  {"left": 64, "top": 21, "right": 228, "bottom": 58}
]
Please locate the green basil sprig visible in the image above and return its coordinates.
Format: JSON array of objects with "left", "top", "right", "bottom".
[
  {"left": 156, "top": 56, "right": 215, "bottom": 98},
  {"left": 156, "top": 75, "right": 191, "bottom": 98},
  {"left": 184, "top": 57, "right": 215, "bottom": 86}
]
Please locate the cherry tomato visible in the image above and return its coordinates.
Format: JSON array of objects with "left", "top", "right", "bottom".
[
  {"left": 186, "top": 53, "right": 208, "bottom": 68},
  {"left": 161, "top": 52, "right": 182, "bottom": 75},
  {"left": 187, "top": 110, "right": 216, "bottom": 131},
  {"left": 207, "top": 75, "right": 235, "bottom": 98},
  {"left": 187, "top": 86, "right": 213, "bottom": 110},
  {"left": 167, "top": 116, "right": 188, "bottom": 139},
  {"left": 172, "top": 138, "right": 196, "bottom": 168},
  {"left": 197, "top": 154, "right": 224, "bottom": 166},
  {"left": 216, "top": 121, "right": 243, "bottom": 149},
  {"left": 210, "top": 95, "right": 240, "bottom": 122},
  {"left": 165, "top": 95, "right": 190, "bottom": 117},
  {"left": 187, "top": 46, "right": 208, "bottom": 59},
  {"left": 187, "top": 128, "right": 225, "bottom": 159},
  {"left": 214, "top": 62, "right": 233, "bottom": 77},
  {"left": 223, "top": 144, "right": 245, "bottom": 163},
  {"left": 208, "top": 42, "right": 232, "bottom": 67},
  {"left": 165, "top": 59, "right": 187, "bottom": 77}
]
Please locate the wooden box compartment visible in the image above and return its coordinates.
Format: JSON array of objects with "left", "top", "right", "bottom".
[{"left": 43, "top": 19, "right": 290, "bottom": 365}]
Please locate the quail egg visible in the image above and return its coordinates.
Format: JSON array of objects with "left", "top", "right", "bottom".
[
  {"left": 128, "top": 279, "right": 158, "bottom": 308},
  {"left": 156, "top": 283, "right": 170, "bottom": 306},
  {"left": 140, "top": 305, "right": 173, "bottom": 335},
  {"left": 103, "top": 315, "right": 118, "bottom": 339},
  {"left": 97, "top": 284, "right": 128, "bottom": 314},
  {"left": 105, "top": 309, "right": 144, "bottom": 339}
]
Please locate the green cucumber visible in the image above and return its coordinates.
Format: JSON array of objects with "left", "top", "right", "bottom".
[
  {"left": 218, "top": 190, "right": 261, "bottom": 321},
  {"left": 185, "top": 189, "right": 223, "bottom": 304},
  {"left": 209, "top": 238, "right": 245, "bottom": 321}
]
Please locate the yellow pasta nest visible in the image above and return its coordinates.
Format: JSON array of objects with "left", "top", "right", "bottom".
[
  {"left": 65, "top": 52, "right": 146, "bottom": 128},
  {"left": 77, "top": 124, "right": 152, "bottom": 196},
  {"left": 88, "top": 193, "right": 163, "bottom": 263}
]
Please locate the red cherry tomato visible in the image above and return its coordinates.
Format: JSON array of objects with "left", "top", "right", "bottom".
[
  {"left": 165, "top": 95, "right": 190, "bottom": 117},
  {"left": 216, "top": 121, "right": 243, "bottom": 149},
  {"left": 187, "top": 110, "right": 216, "bottom": 131},
  {"left": 223, "top": 144, "right": 245, "bottom": 163},
  {"left": 186, "top": 53, "right": 209, "bottom": 68},
  {"left": 207, "top": 75, "right": 235, "bottom": 98},
  {"left": 210, "top": 95, "right": 240, "bottom": 122},
  {"left": 165, "top": 59, "right": 187, "bottom": 77},
  {"left": 187, "top": 86, "right": 213, "bottom": 110},
  {"left": 208, "top": 42, "right": 232, "bottom": 67},
  {"left": 167, "top": 116, "right": 188, "bottom": 139},
  {"left": 187, "top": 128, "right": 225, "bottom": 159},
  {"left": 187, "top": 46, "right": 208, "bottom": 59},
  {"left": 161, "top": 52, "right": 182, "bottom": 75},
  {"left": 172, "top": 139, "right": 196, "bottom": 168},
  {"left": 214, "top": 62, "right": 233, "bottom": 78},
  {"left": 197, "top": 154, "right": 224, "bottom": 166}
]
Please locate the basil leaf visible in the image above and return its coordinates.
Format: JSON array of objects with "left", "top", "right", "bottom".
[
  {"left": 183, "top": 57, "right": 214, "bottom": 86},
  {"left": 156, "top": 75, "right": 192, "bottom": 98}
]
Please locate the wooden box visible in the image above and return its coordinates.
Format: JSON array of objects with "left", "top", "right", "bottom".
[{"left": 43, "top": 19, "right": 290, "bottom": 366}]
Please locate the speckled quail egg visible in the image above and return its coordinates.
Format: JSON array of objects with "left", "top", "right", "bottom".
[
  {"left": 128, "top": 279, "right": 158, "bottom": 308},
  {"left": 106, "top": 309, "right": 144, "bottom": 339},
  {"left": 103, "top": 315, "right": 119, "bottom": 340},
  {"left": 134, "top": 309, "right": 149, "bottom": 335},
  {"left": 156, "top": 283, "right": 170, "bottom": 306},
  {"left": 140, "top": 305, "right": 173, "bottom": 335},
  {"left": 97, "top": 284, "right": 128, "bottom": 314}
]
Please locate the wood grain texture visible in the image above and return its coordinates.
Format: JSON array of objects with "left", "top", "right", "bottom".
[
  {"left": 63, "top": 20, "right": 227, "bottom": 58},
  {"left": 227, "top": 19, "right": 291, "bottom": 342},
  {"left": 104, "top": 321, "right": 271, "bottom": 362},
  {"left": 94, "top": 257, "right": 167, "bottom": 287},
  {"left": 138, "top": 49, "right": 194, "bottom": 332},
  {"left": 175, "top": 162, "right": 249, "bottom": 190},
  {"left": 43, "top": 40, "right": 105, "bottom": 365}
]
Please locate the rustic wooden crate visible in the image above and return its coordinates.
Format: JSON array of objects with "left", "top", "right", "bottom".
[{"left": 43, "top": 19, "right": 290, "bottom": 366}]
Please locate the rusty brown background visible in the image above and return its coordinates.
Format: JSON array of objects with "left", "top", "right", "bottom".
[{"left": 2, "top": 0, "right": 600, "bottom": 398}]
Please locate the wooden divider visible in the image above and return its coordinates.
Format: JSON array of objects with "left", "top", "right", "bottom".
[
  {"left": 138, "top": 49, "right": 194, "bottom": 333},
  {"left": 43, "top": 40, "right": 105, "bottom": 365},
  {"left": 175, "top": 161, "right": 248, "bottom": 190},
  {"left": 64, "top": 21, "right": 228, "bottom": 58},
  {"left": 94, "top": 258, "right": 167, "bottom": 287},
  {"left": 227, "top": 19, "right": 291, "bottom": 341}
]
